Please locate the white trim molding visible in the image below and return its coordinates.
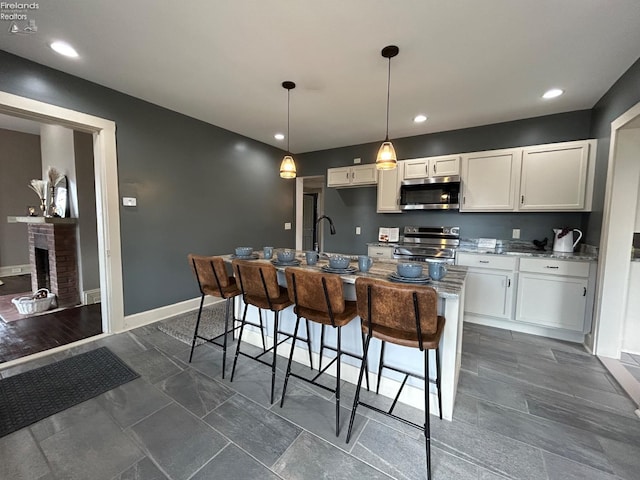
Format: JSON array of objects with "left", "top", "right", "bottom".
[
  {"left": 123, "top": 296, "right": 223, "bottom": 331},
  {"left": 0, "top": 90, "right": 124, "bottom": 335}
]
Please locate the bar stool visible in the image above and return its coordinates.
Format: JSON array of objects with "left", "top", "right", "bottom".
[
  {"left": 280, "top": 267, "right": 369, "bottom": 437},
  {"left": 187, "top": 254, "right": 242, "bottom": 379},
  {"left": 346, "top": 277, "right": 445, "bottom": 480},
  {"left": 231, "top": 259, "right": 313, "bottom": 404}
]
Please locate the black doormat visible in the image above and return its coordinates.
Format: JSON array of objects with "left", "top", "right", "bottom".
[{"left": 0, "top": 346, "right": 139, "bottom": 438}]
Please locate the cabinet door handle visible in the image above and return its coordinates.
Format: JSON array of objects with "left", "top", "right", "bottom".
[
  {"left": 351, "top": 171, "right": 355, "bottom": 179},
  {"left": 346, "top": 172, "right": 349, "bottom": 180},
  {"left": 479, "top": 260, "right": 490, "bottom": 264},
  {"left": 583, "top": 287, "right": 586, "bottom": 296},
  {"left": 463, "top": 196, "right": 466, "bottom": 205},
  {"left": 545, "top": 265, "right": 559, "bottom": 269},
  {"left": 521, "top": 195, "right": 524, "bottom": 204},
  {"left": 507, "top": 278, "right": 511, "bottom": 287},
  {"left": 433, "top": 163, "right": 437, "bottom": 174}
]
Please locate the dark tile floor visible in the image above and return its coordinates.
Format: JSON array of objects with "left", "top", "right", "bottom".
[{"left": 1, "top": 321, "right": 639, "bottom": 480}]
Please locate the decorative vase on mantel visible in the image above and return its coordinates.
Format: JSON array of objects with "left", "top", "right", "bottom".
[{"left": 47, "top": 184, "right": 56, "bottom": 217}]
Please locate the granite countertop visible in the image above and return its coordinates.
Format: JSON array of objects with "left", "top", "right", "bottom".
[
  {"left": 366, "top": 242, "right": 399, "bottom": 247},
  {"left": 456, "top": 246, "right": 598, "bottom": 262},
  {"left": 223, "top": 252, "right": 467, "bottom": 299}
]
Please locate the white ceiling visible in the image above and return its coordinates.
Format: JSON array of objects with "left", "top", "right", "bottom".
[{"left": 1, "top": 0, "right": 639, "bottom": 153}]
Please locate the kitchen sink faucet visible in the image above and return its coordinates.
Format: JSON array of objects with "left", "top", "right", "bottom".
[{"left": 314, "top": 215, "right": 336, "bottom": 253}]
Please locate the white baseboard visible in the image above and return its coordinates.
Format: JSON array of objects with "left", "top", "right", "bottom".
[
  {"left": 122, "top": 296, "right": 223, "bottom": 331},
  {"left": 464, "top": 314, "right": 586, "bottom": 344},
  {"left": 0, "top": 264, "right": 30, "bottom": 277},
  {"left": 83, "top": 288, "right": 101, "bottom": 305},
  {"left": 599, "top": 355, "right": 640, "bottom": 408}
]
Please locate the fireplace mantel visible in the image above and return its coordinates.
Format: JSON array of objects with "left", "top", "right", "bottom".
[{"left": 8, "top": 216, "right": 77, "bottom": 224}]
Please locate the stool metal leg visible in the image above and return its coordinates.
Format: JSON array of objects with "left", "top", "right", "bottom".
[
  {"left": 270, "top": 311, "right": 279, "bottom": 404},
  {"left": 376, "top": 340, "right": 385, "bottom": 394},
  {"left": 335, "top": 326, "right": 342, "bottom": 437},
  {"left": 319, "top": 324, "right": 326, "bottom": 372},
  {"left": 346, "top": 332, "right": 372, "bottom": 444},
  {"left": 436, "top": 347, "right": 442, "bottom": 420},
  {"left": 305, "top": 319, "right": 314, "bottom": 370},
  {"left": 230, "top": 302, "right": 249, "bottom": 382},
  {"left": 258, "top": 309, "right": 267, "bottom": 352},
  {"left": 280, "top": 316, "right": 302, "bottom": 408},
  {"left": 424, "top": 348, "right": 432, "bottom": 480},
  {"left": 221, "top": 297, "right": 231, "bottom": 379},
  {"left": 188, "top": 295, "right": 206, "bottom": 363}
]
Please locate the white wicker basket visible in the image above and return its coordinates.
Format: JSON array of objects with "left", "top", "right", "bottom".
[{"left": 12, "top": 289, "right": 56, "bottom": 315}]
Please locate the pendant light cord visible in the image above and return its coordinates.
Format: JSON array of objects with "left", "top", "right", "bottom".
[
  {"left": 287, "top": 88, "right": 291, "bottom": 153},
  {"left": 385, "top": 56, "right": 391, "bottom": 141}
]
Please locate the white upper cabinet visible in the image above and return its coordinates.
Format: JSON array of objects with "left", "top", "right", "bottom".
[
  {"left": 460, "top": 148, "right": 521, "bottom": 211},
  {"left": 377, "top": 161, "right": 404, "bottom": 213},
  {"left": 327, "top": 164, "right": 378, "bottom": 188},
  {"left": 403, "top": 155, "right": 460, "bottom": 180},
  {"left": 518, "top": 140, "right": 595, "bottom": 211}
]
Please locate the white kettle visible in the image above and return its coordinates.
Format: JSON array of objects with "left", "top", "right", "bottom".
[{"left": 552, "top": 228, "right": 583, "bottom": 253}]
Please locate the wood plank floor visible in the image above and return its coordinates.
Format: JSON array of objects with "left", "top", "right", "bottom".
[{"left": 0, "top": 275, "right": 103, "bottom": 363}]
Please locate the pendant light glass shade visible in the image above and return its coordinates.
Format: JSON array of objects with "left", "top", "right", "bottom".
[
  {"left": 376, "top": 45, "right": 399, "bottom": 171},
  {"left": 280, "top": 155, "right": 297, "bottom": 178},
  {"left": 280, "top": 81, "right": 297, "bottom": 179},
  {"left": 376, "top": 140, "right": 397, "bottom": 170}
]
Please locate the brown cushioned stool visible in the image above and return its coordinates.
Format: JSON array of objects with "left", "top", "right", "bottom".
[
  {"left": 281, "top": 267, "right": 369, "bottom": 436},
  {"left": 187, "top": 254, "right": 241, "bottom": 379},
  {"left": 346, "top": 276, "right": 445, "bottom": 480},
  {"left": 231, "top": 259, "right": 313, "bottom": 404}
]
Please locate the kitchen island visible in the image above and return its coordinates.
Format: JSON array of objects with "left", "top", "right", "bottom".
[{"left": 224, "top": 252, "right": 467, "bottom": 421}]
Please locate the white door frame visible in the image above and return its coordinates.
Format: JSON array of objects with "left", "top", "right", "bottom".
[
  {"left": 0, "top": 90, "right": 124, "bottom": 335},
  {"left": 592, "top": 100, "right": 640, "bottom": 357}
]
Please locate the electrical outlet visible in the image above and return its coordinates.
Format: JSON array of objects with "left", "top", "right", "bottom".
[
  {"left": 284, "top": 222, "right": 291, "bottom": 230},
  {"left": 512, "top": 228, "right": 521, "bottom": 239},
  {"left": 122, "top": 197, "right": 137, "bottom": 207},
  {"left": 353, "top": 157, "right": 361, "bottom": 164},
  {"left": 355, "top": 226, "right": 361, "bottom": 235}
]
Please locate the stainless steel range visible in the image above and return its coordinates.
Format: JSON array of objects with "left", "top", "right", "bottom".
[{"left": 393, "top": 226, "right": 460, "bottom": 264}]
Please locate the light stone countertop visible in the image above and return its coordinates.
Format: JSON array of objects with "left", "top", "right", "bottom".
[
  {"left": 456, "top": 247, "right": 598, "bottom": 262},
  {"left": 223, "top": 252, "right": 467, "bottom": 299}
]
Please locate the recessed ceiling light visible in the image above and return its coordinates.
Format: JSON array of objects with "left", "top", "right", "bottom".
[
  {"left": 542, "top": 88, "right": 563, "bottom": 99},
  {"left": 50, "top": 41, "right": 78, "bottom": 58},
  {"left": 414, "top": 114, "right": 428, "bottom": 123},
  {"left": 274, "top": 133, "right": 285, "bottom": 140}
]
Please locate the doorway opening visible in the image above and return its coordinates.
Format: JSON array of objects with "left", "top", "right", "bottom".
[
  {"left": 295, "top": 176, "right": 325, "bottom": 251},
  {"left": 592, "top": 100, "right": 640, "bottom": 410},
  {"left": 0, "top": 90, "right": 123, "bottom": 366}
]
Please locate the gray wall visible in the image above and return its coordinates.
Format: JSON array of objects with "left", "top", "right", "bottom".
[
  {"left": 0, "top": 50, "right": 294, "bottom": 315},
  {"left": 0, "top": 128, "right": 41, "bottom": 267},
  {"left": 586, "top": 56, "right": 640, "bottom": 244},
  {"left": 297, "top": 111, "right": 593, "bottom": 254},
  {"left": 74, "top": 131, "right": 100, "bottom": 291}
]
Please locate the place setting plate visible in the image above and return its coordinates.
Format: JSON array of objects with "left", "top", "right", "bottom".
[
  {"left": 387, "top": 272, "right": 432, "bottom": 284},
  {"left": 271, "top": 259, "right": 301, "bottom": 267},
  {"left": 230, "top": 253, "right": 260, "bottom": 260},
  {"left": 321, "top": 265, "right": 358, "bottom": 274}
]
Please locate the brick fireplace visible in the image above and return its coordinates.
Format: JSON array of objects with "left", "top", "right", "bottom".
[{"left": 26, "top": 219, "right": 80, "bottom": 308}]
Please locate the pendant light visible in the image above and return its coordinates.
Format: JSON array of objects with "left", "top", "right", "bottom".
[
  {"left": 376, "top": 45, "right": 399, "bottom": 170},
  {"left": 279, "top": 81, "right": 297, "bottom": 179}
]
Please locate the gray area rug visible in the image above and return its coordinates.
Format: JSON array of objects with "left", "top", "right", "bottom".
[
  {"left": 0, "top": 347, "right": 139, "bottom": 438},
  {"left": 157, "top": 302, "right": 228, "bottom": 346}
]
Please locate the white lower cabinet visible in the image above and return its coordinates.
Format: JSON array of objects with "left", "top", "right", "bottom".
[
  {"left": 457, "top": 253, "right": 595, "bottom": 341},
  {"left": 515, "top": 273, "right": 587, "bottom": 331},
  {"left": 457, "top": 253, "right": 516, "bottom": 320}
]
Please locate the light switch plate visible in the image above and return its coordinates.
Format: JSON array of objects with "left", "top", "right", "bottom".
[
  {"left": 122, "top": 197, "right": 137, "bottom": 207},
  {"left": 355, "top": 226, "right": 361, "bottom": 235},
  {"left": 353, "top": 157, "right": 361, "bottom": 164},
  {"left": 512, "top": 228, "right": 521, "bottom": 239},
  {"left": 284, "top": 222, "right": 291, "bottom": 230}
]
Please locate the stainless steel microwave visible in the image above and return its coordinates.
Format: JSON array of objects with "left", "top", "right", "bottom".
[{"left": 399, "top": 175, "right": 460, "bottom": 210}]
